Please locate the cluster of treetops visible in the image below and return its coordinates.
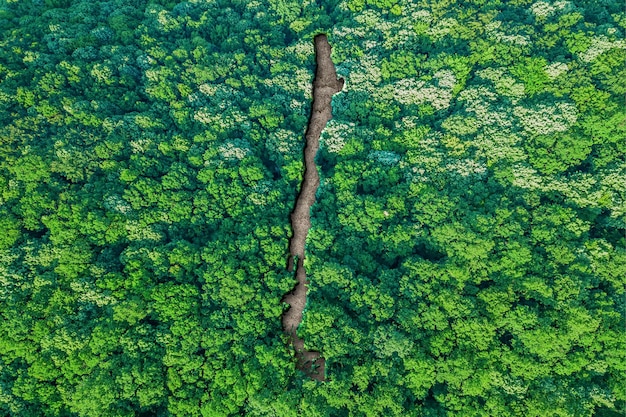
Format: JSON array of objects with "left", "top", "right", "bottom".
[{"left": 0, "top": 0, "right": 623, "bottom": 416}]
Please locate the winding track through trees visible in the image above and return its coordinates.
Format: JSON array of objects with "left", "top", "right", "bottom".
[{"left": 281, "top": 34, "right": 344, "bottom": 381}]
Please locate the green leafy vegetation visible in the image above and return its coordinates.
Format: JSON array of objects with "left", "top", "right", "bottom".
[{"left": 0, "top": 0, "right": 624, "bottom": 416}]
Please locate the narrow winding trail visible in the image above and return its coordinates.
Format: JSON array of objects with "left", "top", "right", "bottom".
[{"left": 281, "top": 34, "right": 343, "bottom": 381}]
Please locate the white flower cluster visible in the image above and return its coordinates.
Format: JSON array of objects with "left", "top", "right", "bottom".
[
  {"left": 285, "top": 40, "right": 314, "bottom": 61},
  {"left": 338, "top": 54, "right": 382, "bottom": 93},
  {"left": 368, "top": 150, "right": 401, "bottom": 165},
  {"left": 289, "top": 98, "right": 305, "bottom": 110},
  {"left": 264, "top": 68, "right": 313, "bottom": 98},
  {"left": 409, "top": 9, "right": 433, "bottom": 23},
  {"left": 458, "top": 86, "right": 515, "bottom": 129},
  {"left": 382, "top": 28, "right": 416, "bottom": 49},
  {"left": 218, "top": 139, "right": 251, "bottom": 160},
  {"left": 126, "top": 221, "right": 163, "bottom": 241},
  {"left": 466, "top": 101, "right": 497, "bottom": 126},
  {"left": 193, "top": 108, "right": 214, "bottom": 125},
  {"left": 530, "top": 0, "right": 571, "bottom": 19},
  {"left": 401, "top": 132, "right": 446, "bottom": 182},
  {"left": 493, "top": 373, "right": 529, "bottom": 396},
  {"left": 194, "top": 108, "right": 249, "bottom": 130},
  {"left": 187, "top": 92, "right": 204, "bottom": 106},
  {"left": 387, "top": 76, "right": 454, "bottom": 110},
  {"left": 354, "top": 10, "right": 394, "bottom": 35},
  {"left": 104, "top": 194, "right": 133, "bottom": 215},
  {"left": 544, "top": 61, "right": 569, "bottom": 78},
  {"left": 332, "top": 24, "right": 370, "bottom": 44},
  {"left": 546, "top": 173, "right": 601, "bottom": 207},
  {"left": 248, "top": 181, "right": 272, "bottom": 206},
  {"left": 135, "top": 54, "right": 154, "bottom": 69},
  {"left": 513, "top": 102, "right": 578, "bottom": 135},
  {"left": 198, "top": 83, "right": 243, "bottom": 106},
  {"left": 579, "top": 35, "right": 626, "bottom": 63},
  {"left": 418, "top": 86, "right": 453, "bottom": 111},
  {"left": 198, "top": 83, "right": 217, "bottom": 96},
  {"left": 267, "top": 70, "right": 313, "bottom": 96},
  {"left": 405, "top": 165, "right": 427, "bottom": 183},
  {"left": 473, "top": 128, "right": 526, "bottom": 164},
  {"left": 485, "top": 21, "right": 502, "bottom": 32},
  {"left": 363, "top": 40, "right": 379, "bottom": 52},
  {"left": 395, "top": 116, "right": 421, "bottom": 130},
  {"left": 511, "top": 163, "right": 544, "bottom": 189},
  {"left": 434, "top": 69, "right": 457, "bottom": 89},
  {"left": 493, "top": 32, "right": 530, "bottom": 47},
  {"left": 385, "top": 78, "right": 425, "bottom": 103},
  {"left": 267, "top": 128, "right": 299, "bottom": 154},
  {"left": 458, "top": 85, "right": 499, "bottom": 107},
  {"left": 475, "top": 67, "right": 504, "bottom": 81},
  {"left": 40, "top": 328, "right": 86, "bottom": 354},
  {"left": 539, "top": 170, "right": 625, "bottom": 220},
  {"left": 70, "top": 280, "right": 115, "bottom": 307},
  {"left": 530, "top": 1, "right": 557, "bottom": 18},
  {"left": 320, "top": 120, "right": 356, "bottom": 153},
  {"left": 445, "top": 159, "right": 487, "bottom": 177},
  {"left": 485, "top": 20, "right": 530, "bottom": 46}
]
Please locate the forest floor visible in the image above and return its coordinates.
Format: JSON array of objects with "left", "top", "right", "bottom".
[{"left": 281, "top": 34, "right": 344, "bottom": 382}]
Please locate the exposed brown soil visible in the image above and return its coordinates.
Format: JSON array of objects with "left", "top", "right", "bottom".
[{"left": 281, "top": 34, "right": 343, "bottom": 382}]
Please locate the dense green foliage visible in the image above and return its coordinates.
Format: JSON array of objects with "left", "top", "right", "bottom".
[
  {"left": 0, "top": 1, "right": 320, "bottom": 415},
  {"left": 0, "top": 0, "right": 624, "bottom": 416},
  {"left": 302, "top": 1, "right": 626, "bottom": 415}
]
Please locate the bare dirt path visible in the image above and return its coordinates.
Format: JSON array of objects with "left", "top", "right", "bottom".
[{"left": 281, "top": 34, "right": 343, "bottom": 382}]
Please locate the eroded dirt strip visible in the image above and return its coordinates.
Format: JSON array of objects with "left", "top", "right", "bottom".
[{"left": 281, "top": 34, "right": 344, "bottom": 381}]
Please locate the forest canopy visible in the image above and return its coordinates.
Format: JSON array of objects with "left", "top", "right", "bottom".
[{"left": 0, "top": 0, "right": 624, "bottom": 416}]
